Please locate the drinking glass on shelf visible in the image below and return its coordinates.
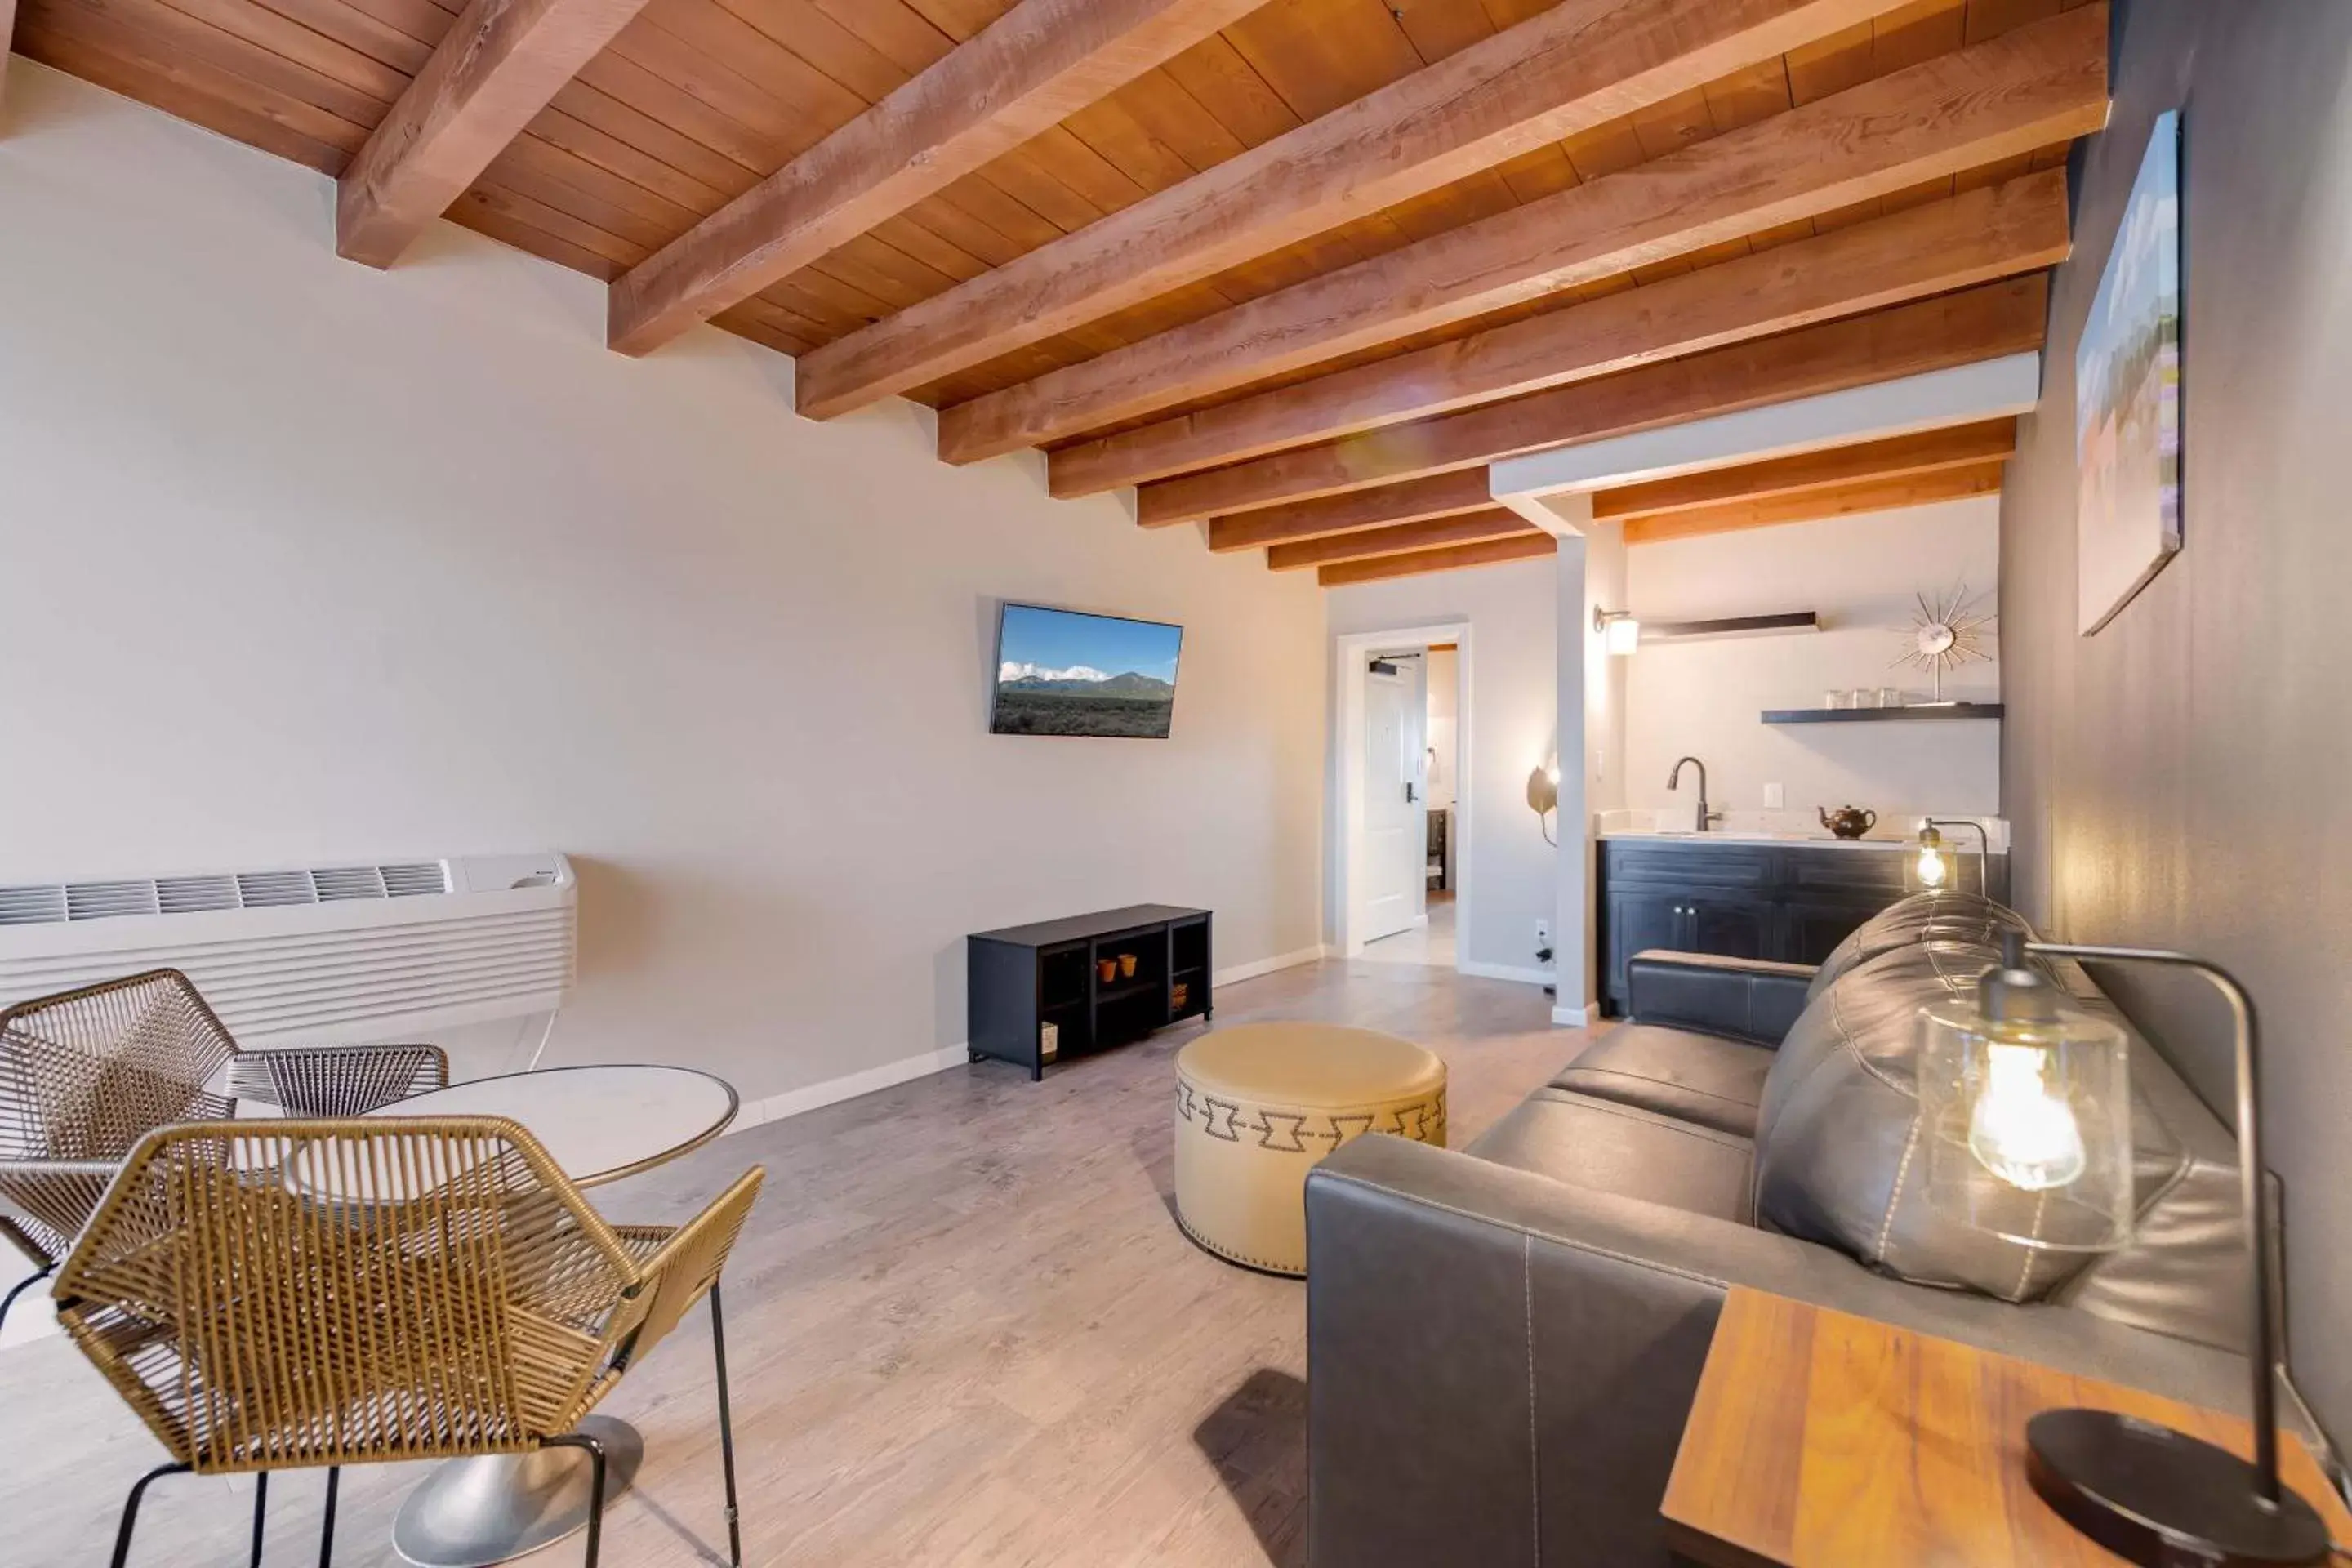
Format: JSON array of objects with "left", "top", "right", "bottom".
[
  {"left": 1825, "top": 690, "right": 1850, "bottom": 710},
  {"left": 1878, "top": 686, "right": 1904, "bottom": 709}
]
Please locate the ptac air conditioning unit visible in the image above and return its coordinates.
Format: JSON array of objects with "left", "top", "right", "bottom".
[{"left": 0, "top": 853, "right": 576, "bottom": 1047}]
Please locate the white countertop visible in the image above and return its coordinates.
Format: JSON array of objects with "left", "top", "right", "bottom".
[
  {"left": 1592, "top": 808, "right": 2009, "bottom": 853},
  {"left": 1597, "top": 830, "right": 1922, "bottom": 851}
]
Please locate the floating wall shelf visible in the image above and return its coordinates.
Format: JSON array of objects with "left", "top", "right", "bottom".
[
  {"left": 1647, "top": 611, "right": 1818, "bottom": 643},
  {"left": 1762, "top": 703, "right": 2005, "bottom": 724}
]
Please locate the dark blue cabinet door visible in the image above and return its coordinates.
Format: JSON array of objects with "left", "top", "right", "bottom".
[{"left": 1606, "top": 889, "right": 1686, "bottom": 1004}]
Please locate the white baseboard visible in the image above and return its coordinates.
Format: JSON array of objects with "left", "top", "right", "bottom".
[
  {"left": 1459, "top": 960, "right": 1557, "bottom": 987},
  {"left": 1551, "top": 1003, "right": 1592, "bottom": 1027},
  {"left": 727, "top": 944, "right": 1330, "bottom": 1134},
  {"left": 731, "top": 1043, "right": 973, "bottom": 1132},
  {"left": 1214, "top": 944, "right": 1329, "bottom": 987}
]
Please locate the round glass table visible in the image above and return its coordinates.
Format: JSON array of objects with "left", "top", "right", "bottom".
[{"left": 366, "top": 1064, "right": 740, "bottom": 1568}]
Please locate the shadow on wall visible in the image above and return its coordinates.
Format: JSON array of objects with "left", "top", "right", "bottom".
[
  {"left": 569, "top": 854, "right": 662, "bottom": 982},
  {"left": 934, "top": 940, "right": 966, "bottom": 1054}
]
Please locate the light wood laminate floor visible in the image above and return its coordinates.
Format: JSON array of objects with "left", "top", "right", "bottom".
[{"left": 0, "top": 957, "right": 1588, "bottom": 1566}]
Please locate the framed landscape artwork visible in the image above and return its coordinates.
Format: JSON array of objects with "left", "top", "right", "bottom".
[{"left": 2076, "top": 109, "right": 2184, "bottom": 635}]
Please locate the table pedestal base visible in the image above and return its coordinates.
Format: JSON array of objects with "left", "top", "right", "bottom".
[{"left": 392, "top": 1416, "right": 643, "bottom": 1567}]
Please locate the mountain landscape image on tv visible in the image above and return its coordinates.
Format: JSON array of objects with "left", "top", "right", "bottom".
[{"left": 991, "top": 603, "right": 1183, "bottom": 739}]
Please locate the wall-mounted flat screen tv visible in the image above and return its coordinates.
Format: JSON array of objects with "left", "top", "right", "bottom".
[{"left": 991, "top": 602, "right": 1183, "bottom": 739}]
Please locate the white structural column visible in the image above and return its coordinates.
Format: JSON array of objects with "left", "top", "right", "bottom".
[{"left": 1549, "top": 497, "right": 1596, "bottom": 1025}]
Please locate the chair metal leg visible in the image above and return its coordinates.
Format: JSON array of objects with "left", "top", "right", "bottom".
[
  {"left": 111, "top": 1462, "right": 192, "bottom": 1568},
  {"left": 250, "top": 1470, "right": 269, "bottom": 1568},
  {"left": 318, "top": 1466, "right": 340, "bottom": 1568},
  {"left": 710, "top": 1284, "right": 742, "bottom": 1567},
  {"left": 546, "top": 1433, "right": 609, "bottom": 1568},
  {"left": 0, "top": 1263, "right": 54, "bottom": 1337}
]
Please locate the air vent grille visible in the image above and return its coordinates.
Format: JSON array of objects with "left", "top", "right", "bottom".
[
  {"left": 313, "top": 867, "right": 387, "bottom": 902},
  {"left": 0, "top": 862, "right": 454, "bottom": 927},
  {"left": 0, "top": 887, "right": 69, "bottom": 927},
  {"left": 381, "top": 864, "right": 447, "bottom": 898},
  {"left": 156, "top": 875, "right": 240, "bottom": 915},
  {"left": 66, "top": 882, "right": 160, "bottom": 922}
]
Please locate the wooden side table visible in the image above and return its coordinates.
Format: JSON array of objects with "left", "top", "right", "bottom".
[{"left": 1663, "top": 1287, "right": 2352, "bottom": 1567}]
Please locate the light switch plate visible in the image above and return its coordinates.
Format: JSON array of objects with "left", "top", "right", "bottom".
[{"left": 1764, "top": 782, "right": 1786, "bottom": 808}]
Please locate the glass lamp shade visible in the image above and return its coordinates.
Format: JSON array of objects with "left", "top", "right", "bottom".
[
  {"left": 1914, "top": 823, "right": 1950, "bottom": 889},
  {"left": 1918, "top": 998, "right": 2134, "bottom": 1252}
]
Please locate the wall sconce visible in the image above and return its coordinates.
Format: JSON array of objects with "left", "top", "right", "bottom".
[
  {"left": 1915, "top": 818, "right": 1991, "bottom": 892},
  {"left": 1526, "top": 760, "right": 1560, "bottom": 846},
  {"left": 1592, "top": 606, "right": 1642, "bottom": 657}
]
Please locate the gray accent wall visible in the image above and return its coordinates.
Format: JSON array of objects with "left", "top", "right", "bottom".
[{"left": 2002, "top": 0, "right": 2352, "bottom": 1446}]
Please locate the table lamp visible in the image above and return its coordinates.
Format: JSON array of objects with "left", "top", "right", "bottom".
[
  {"left": 1913, "top": 818, "right": 1991, "bottom": 893},
  {"left": 1919, "top": 933, "right": 2329, "bottom": 1566}
]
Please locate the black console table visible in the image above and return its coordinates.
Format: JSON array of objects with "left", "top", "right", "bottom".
[{"left": 967, "top": 905, "right": 1212, "bottom": 1080}]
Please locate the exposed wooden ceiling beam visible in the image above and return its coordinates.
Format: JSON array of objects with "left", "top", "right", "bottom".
[
  {"left": 793, "top": 0, "right": 1909, "bottom": 421},
  {"left": 1268, "top": 509, "right": 1536, "bottom": 571},
  {"left": 605, "top": 0, "right": 1265, "bottom": 358},
  {"left": 1596, "top": 418, "right": 2016, "bottom": 520},
  {"left": 1203, "top": 470, "right": 1497, "bottom": 549},
  {"left": 1049, "top": 172, "right": 2065, "bottom": 497},
  {"left": 1620, "top": 460, "right": 2007, "bottom": 543},
  {"left": 336, "top": 0, "right": 656, "bottom": 267},
  {"left": 964, "top": 7, "right": 2106, "bottom": 471},
  {"left": 1136, "top": 275, "right": 2047, "bottom": 527},
  {"left": 1318, "top": 532, "right": 1559, "bottom": 588}
]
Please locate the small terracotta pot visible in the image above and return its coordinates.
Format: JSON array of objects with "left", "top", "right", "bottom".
[
  {"left": 1119, "top": 953, "right": 1138, "bottom": 978},
  {"left": 1098, "top": 958, "right": 1120, "bottom": 984}
]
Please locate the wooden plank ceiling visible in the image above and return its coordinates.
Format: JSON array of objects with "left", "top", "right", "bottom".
[{"left": 8, "top": 0, "right": 2109, "bottom": 583}]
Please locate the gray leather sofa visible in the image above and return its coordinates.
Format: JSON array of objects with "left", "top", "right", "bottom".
[{"left": 1303, "top": 894, "right": 2253, "bottom": 1567}]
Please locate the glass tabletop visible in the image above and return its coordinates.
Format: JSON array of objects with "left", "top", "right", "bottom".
[{"left": 364, "top": 1063, "right": 739, "bottom": 1186}]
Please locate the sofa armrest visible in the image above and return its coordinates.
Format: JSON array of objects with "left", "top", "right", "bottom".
[
  {"left": 1626, "top": 950, "right": 1816, "bottom": 1046},
  {"left": 1303, "top": 1135, "right": 2247, "bottom": 1568}
]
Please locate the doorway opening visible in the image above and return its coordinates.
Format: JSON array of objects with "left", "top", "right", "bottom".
[{"left": 1334, "top": 623, "right": 1469, "bottom": 969}]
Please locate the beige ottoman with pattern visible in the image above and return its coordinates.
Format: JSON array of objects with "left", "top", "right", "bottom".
[{"left": 1172, "top": 1022, "right": 1447, "bottom": 1276}]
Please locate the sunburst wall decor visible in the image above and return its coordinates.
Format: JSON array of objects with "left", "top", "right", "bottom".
[{"left": 1896, "top": 583, "right": 1995, "bottom": 701}]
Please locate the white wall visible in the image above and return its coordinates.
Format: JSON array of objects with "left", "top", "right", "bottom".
[
  {"left": 1327, "top": 555, "right": 1557, "bottom": 984},
  {"left": 1424, "top": 646, "right": 1459, "bottom": 811},
  {"left": 0, "top": 62, "right": 1328, "bottom": 1107},
  {"left": 1624, "top": 496, "right": 2002, "bottom": 823}
]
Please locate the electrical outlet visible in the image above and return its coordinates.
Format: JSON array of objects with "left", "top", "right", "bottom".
[
  {"left": 1535, "top": 919, "right": 1552, "bottom": 947},
  {"left": 1763, "top": 782, "right": 1785, "bottom": 808}
]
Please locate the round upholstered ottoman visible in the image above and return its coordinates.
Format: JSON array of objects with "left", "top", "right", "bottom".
[{"left": 1172, "top": 1022, "right": 1447, "bottom": 1276}]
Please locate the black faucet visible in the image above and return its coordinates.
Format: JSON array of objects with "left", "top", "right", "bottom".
[{"left": 1667, "top": 756, "right": 1722, "bottom": 832}]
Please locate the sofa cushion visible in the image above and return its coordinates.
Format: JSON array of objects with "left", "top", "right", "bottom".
[
  {"left": 1552, "top": 1025, "right": 1776, "bottom": 1138},
  {"left": 1754, "top": 942, "right": 2196, "bottom": 1308},
  {"left": 1467, "top": 1089, "right": 1753, "bottom": 1223},
  {"left": 1806, "top": 891, "right": 2036, "bottom": 1002}
]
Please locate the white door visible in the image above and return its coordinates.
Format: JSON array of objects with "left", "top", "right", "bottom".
[{"left": 1358, "top": 659, "right": 1428, "bottom": 943}]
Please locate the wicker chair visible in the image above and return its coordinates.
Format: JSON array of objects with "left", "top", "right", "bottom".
[
  {"left": 0, "top": 969, "right": 448, "bottom": 1330},
  {"left": 56, "top": 1116, "right": 764, "bottom": 1568}
]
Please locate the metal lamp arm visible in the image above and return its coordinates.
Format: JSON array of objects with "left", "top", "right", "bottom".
[{"left": 2023, "top": 942, "right": 2279, "bottom": 1503}]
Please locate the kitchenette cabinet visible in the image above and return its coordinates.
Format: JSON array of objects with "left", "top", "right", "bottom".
[{"left": 1597, "top": 836, "right": 2007, "bottom": 1018}]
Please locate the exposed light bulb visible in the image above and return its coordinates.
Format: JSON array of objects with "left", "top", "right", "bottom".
[
  {"left": 1918, "top": 844, "right": 1949, "bottom": 888},
  {"left": 1968, "top": 1040, "right": 2087, "bottom": 1191},
  {"left": 1545, "top": 763, "right": 1561, "bottom": 786}
]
